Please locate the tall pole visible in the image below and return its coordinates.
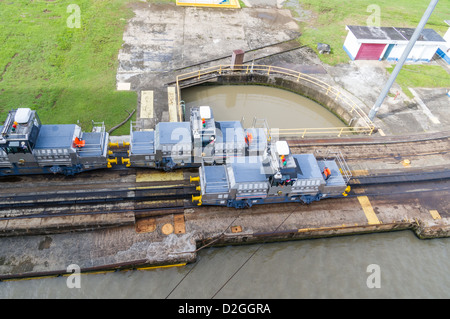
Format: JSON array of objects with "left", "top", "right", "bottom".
[{"left": 368, "top": 0, "right": 439, "bottom": 121}]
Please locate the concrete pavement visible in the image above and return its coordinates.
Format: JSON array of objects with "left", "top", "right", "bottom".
[{"left": 117, "top": 2, "right": 449, "bottom": 136}]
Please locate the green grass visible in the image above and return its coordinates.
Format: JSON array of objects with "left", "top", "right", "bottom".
[
  {"left": 0, "top": 0, "right": 138, "bottom": 135},
  {"left": 238, "top": 0, "right": 247, "bottom": 8},
  {"left": 386, "top": 65, "right": 450, "bottom": 98},
  {"left": 296, "top": 0, "right": 450, "bottom": 66}
]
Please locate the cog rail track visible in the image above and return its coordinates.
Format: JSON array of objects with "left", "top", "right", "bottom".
[
  {"left": 1, "top": 169, "right": 448, "bottom": 221},
  {"left": 0, "top": 132, "right": 448, "bottom": 221},
  {"left": 0, "top": 184, "right": 198, "bottom": 219},
  {"left": 287, "top": 131, "right": 450, "bottom": 161}
]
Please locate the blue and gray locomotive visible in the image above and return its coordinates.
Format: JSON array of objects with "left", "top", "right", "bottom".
[
  {"left": 127, "top": 105, "right": 352, "bottom": 207},
  {"left": 0, "top": 108, "right": 109, "bottom": 176},
  {"left": 1, "top": 106, "right": 351, "bottom": 207}
]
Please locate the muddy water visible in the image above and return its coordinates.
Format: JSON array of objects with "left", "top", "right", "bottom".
[{"left": 181, "top": 85, "right": 345, "bottom": 129}]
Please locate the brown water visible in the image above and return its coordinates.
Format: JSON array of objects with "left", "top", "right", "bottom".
[{"left": 181, "top": 85, "right": 345, "bottom": 129}]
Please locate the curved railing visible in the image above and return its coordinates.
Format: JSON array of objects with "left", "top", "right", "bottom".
[{"left": 176, "top": 64, "right": 375, "bottom": 137}]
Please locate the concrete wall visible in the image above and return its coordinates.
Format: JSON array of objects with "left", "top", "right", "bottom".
[
  {"left": 344, "top": 33, "right": 440, "bottom": 62},
  {"left": 384, "top": 43, "right": 438, "bottom": 62},
  {"left": 343, "top": 31, "right": 360, "bottom": 61}
]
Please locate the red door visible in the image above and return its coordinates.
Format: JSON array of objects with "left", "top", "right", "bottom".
[{"left": 355, "top": 43, "right": 386, "bottom": 60}]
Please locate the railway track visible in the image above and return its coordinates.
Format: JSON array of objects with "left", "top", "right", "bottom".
[
  {"left": 0, "top": 184, "right": 198, "bottom": 219},
  {"left": 0, "top": 167, "right": 199, "bottom": 220},
  {"left": 1, "top": 166, "right": 448, "bottom": 220},
  {"left": 290, "top": 137, "right": 449, "bottom": 158},
  {"left": 0, "top": 132, "right": 448, "bottom": 222},
  {"left": 0, "top": 185, "right": 197, "bottom": 208}
]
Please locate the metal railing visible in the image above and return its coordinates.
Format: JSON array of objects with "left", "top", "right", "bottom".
[
  {"left": 317, "top": 149, "right": 353, "bottom": 183},
  {"left": 175, "top": 64, "right": 375, "bottom": 137}
]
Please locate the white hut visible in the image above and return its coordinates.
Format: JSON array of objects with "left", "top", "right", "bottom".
[
  {"left": 343, "top": 25, "right": 446, "bottom": 62},
  {"left": 436, "top": 21, "right": 450, "bottom": 64}
]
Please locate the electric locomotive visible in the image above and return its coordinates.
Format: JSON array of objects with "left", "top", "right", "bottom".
[
  {"left": 191, "top": 140, "right": 352, "bottom": 208},
  {"left": 0, "top": 106, "right": 352, "bottom": 209},
  {"left": 0, "top": 108, "right": 109, "bottom": 176},
  {"left": 128, "top": 105, "right": 264, "bottom": 170}
]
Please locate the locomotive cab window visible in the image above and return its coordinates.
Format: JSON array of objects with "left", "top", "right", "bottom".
[{"left": 5, "top": 141, "right": 30, "bottom": 154}]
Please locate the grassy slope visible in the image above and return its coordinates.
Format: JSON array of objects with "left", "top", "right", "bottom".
[
  {"left": 0, "top": 0, "right": 137, "bottom": 135},
  {"left": 298, "top": 0, "right": 450, "bottom": 66},
  {"left": 386, "top": 65, "right": 450, "bottom": 97}
]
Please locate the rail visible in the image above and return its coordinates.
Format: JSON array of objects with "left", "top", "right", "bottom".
[
  {"left": 175, "top": 64, "right": 375, "bottom": 138},
  {"left": 77, "top": 121, "right": 108, "bottom": 157}
]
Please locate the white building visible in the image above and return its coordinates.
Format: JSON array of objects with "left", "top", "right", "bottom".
[
  {"left": 436, "top": 21, "right": 450, "bottom": 64},
  {"left": 343, "top": 25, "right": 446, "bottom": 62}
]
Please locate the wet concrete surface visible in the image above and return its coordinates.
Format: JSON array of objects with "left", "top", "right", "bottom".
[
  {"left": 323, "top": 60, "right": 450, "bottom": 135},
  {"left": 117, "top": 3, "right": 300, "bottom": 87},
  {"left": 117, "top": 2, "right": 450, "bottom": 136},
  {"left": 1, "top": 177, "right": 448, "bottom": 280}
]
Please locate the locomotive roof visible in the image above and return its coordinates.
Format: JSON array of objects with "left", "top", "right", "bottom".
[
  {"left": 245, "top": 127, "right": 267, "bottom": 152},
  {"left": 292, "top": 154, "right": 323, "bottom": 180},
  {"left": 78, "top": 132, "right": 107, "bottom": 157},
  {"left": 229, "top": 156, "right": 268, "bottom": 183},
  {"left": 215, "top": 121, "right": 245, "bottom": 144},
  {"left": 317, "top": 160, "right": 346, "bottom": 186},
  {"left": 131, "top": 130, "right": 155, "bottom": 155},
  {"left": 34, "top": 125, "right": 77, "bottom": 149},
  {"left": 1, "top": 108, "right": 40, "bottom": 141},
  {"left": 203, "top": 165, "right": 229, "bottom": 194},
  {"left": 156, "top": 122, "right": 191, "bottom": 145}
]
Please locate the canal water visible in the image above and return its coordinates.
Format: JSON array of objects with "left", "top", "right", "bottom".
[
  {"left": 0, "top": 231, "right": 449, "bottom": 298},
  {"left": 181, "top": 85, "right": 345, "bottom": 129},
  {"left": 1, "top": 86, "right": 448, "bottom": 299}
]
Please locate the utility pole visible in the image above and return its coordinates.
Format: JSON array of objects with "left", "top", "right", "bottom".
[{"left": 368, "top": 0, "right": 439, "bottom": 121}]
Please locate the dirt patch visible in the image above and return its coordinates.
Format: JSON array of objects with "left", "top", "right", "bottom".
[
  {"left": 38, "top": 236, "right": 53, "bottom": 250},
  {"left": 135, "top": 217, "right": 156, "bottom": 233},
  {"left": 0, "top": 53, "right": 18, "bottom": 82}
]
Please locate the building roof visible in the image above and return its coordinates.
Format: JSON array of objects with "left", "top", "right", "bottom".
[{"left": 346, "top": 25, "right": 445, "bottom": 43}]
